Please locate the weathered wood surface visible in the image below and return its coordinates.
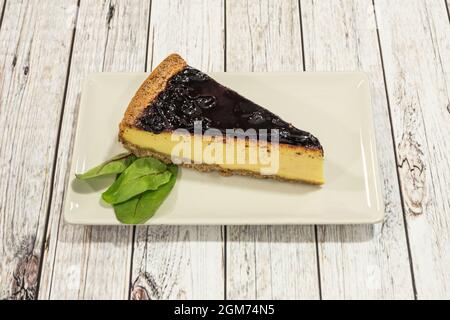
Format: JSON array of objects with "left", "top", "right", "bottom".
[
  {"left": 0, "top": 0, "right": 449, "bottom": 300},
  {"left": 38, "top": 0, "right": 150, "bottom": 299},
  {"left": 375, "top": 0, "right": 450, "bottom": 299},
  {"left": 130, "top": 0, "right": 225, "bottom": 300},
  {"left": 0, "top": 0, "right": 78, "bottom": 299},
  {"left": 301, "top": 0, "right": 414, "bottom": 299},
  {"left": 226, "top": 0, "right": 320, "bottom": 300}
]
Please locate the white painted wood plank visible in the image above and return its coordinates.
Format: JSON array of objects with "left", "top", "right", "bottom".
[
  {"left": 300, "top": 0, "right": 414, "bottom": 299},
  {"left": 0, "top": 0, "right": 78, "bottom": 299},
  {"left": 38, "top": 0, "right": 150, "bottom": 299},
  {"left": 375, "top": 0, "right": 450, "bottom": 299},
  {"left": 130, "top": 0, "right": 225, "bottom": 300},
  {"left": 226, "top": 0, "right": 320, "bottom": 300}
]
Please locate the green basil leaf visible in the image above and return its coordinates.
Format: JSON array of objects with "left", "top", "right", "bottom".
[
  {"left": 101, "top": 157, "right": 169, "bottom": 204},
  {"left": 75, "top": 153, "right": 136, "bottom": 179},
  {"left": 114, "top": 165, "right": 178, "bottom": 224}
]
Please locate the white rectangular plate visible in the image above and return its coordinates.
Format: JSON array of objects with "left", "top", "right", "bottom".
[{"left": 65, "top": 72, "right": 383, "bottom": 225}]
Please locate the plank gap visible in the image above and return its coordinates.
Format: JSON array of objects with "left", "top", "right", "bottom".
[
  {"left": 373, "top": 0, "right": 450, "bottom": 298},
  {"left": 224, "top": 0, "right": 227, "bottom": 72},
  {"left": 144, "top": 0, "right": 152, "bottom": 72},
  {"left": 100, "top": 2, "right": 113, "bottom": 72},
  {"left": 223, "top": 226, "right": 227, "bottom": 300},
  {"left": 223, "top": 0, "right": 227, "bottom": 300},
  {"left": 371, "top": 0, "right": 418, "bottom": 299},
  {"left": 226, "top": 0, "right": 319, "bottom": 299},
  {"left": 299, "top": 0, "right": 321, "bottom": 299},
  {"left": 37, "top": 0, "right": 151, "bottom": 299},
  {"left": 0, "top": 0, "right": 7, "bottom": 32},
  {"left": 128, "top": 226, "right": 137, "bottom": 299},
  {"left": 34, "top": 0, "right": 81, "bottom": 300},
  {"left": 446, "top": 0, "right": 450, "bottom": 23},
  {"left": 301, "top": 0, "right": 414, "bottom": 299},
  {"left": 313, "top": 225, "right": 322, "bottom": 299},
  {"left": 128, "top": 0, "right": 153, "bottom": 301},
  {"left": 298, "top": 0, "right": 306, "bottom": 72},
  {"left": 129, "top": 0, "right": 225, "bottom": 300}
]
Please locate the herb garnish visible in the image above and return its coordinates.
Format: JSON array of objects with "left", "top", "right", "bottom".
[{"left": 76, "top": 154, "right": 177, "bottom": 224}]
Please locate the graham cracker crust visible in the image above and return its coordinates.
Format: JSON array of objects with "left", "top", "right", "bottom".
[{"left": 119, "top": 53, "right": 187, "bottom": 137}]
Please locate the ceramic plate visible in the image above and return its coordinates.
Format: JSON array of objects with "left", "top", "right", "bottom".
[{"left": 64, "top": 72, "right": 383, "bottom": 225}]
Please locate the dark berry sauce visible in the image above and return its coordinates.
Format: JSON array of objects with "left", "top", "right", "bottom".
[{"left": 136, "top": 67, "right": 322, "bottom": 150}]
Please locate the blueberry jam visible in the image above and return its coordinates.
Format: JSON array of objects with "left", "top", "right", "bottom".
[{"left": 136, "top": 67, "right": 322, "bottom": 149}]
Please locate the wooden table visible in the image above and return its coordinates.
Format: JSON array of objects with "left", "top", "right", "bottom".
[{"left": 0, "top": 0, "right": 449, "bottom": 300}]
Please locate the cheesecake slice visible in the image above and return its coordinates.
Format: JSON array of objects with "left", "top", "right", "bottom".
[{"left": 119, "top": 54, "right": 324, "bottom": 184}]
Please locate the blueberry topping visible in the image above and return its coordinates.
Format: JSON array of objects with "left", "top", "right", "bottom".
[{"left": 135, "top": 66, "right": 322, "bottom": 149}]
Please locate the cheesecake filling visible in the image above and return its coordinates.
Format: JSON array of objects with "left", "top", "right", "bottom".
[{"left": 122, "top": 128, "right": 324, "bottom": 184}]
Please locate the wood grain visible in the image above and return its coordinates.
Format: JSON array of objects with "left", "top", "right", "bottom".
[
  {"left": 129, "top": 0, "right": 225, "bottom": 300},
  {"left": 38, "top": 0, "right": 150, "bottom": 299},
  {"left": 300, "top": 0, "right": 414, "bottom": 299},
  {"left": 375, "top": 0, "right": 450, "bottom": 299},
  {"left": 226, "top": 0, "right": 320, "bottom": 300},
  {"left": 0, "top": 0, "right": 78, "bottom": 299}
]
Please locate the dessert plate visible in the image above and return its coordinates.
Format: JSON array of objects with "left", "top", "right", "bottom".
[{"left": 65, "top": 72, "right": 383, "bottom": 225}]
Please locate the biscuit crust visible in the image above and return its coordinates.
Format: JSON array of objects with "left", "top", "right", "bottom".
[{"left": 119, "top": 53, "right": 187, "bottom": 138}]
